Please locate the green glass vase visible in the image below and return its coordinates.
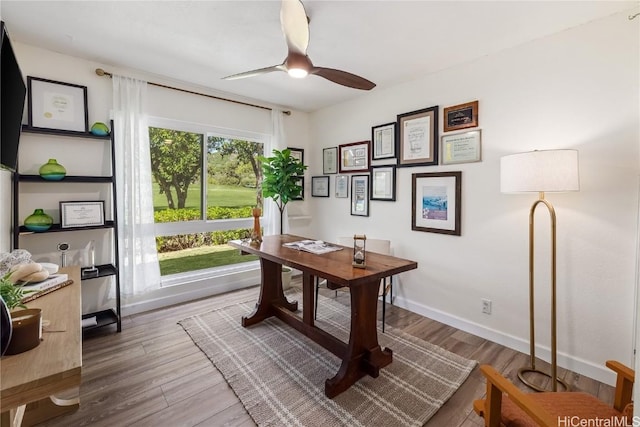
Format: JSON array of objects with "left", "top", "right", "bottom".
[
  {"left": 24, "top": 209, "right": 53, "bottom": 232},
  {"left": 39, "top": 159, "right": 66, "bottom": 181}
]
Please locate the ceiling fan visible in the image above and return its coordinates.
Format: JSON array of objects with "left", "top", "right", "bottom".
[{"left": 223, "top": 0, "right": 375, "bottom": 90}]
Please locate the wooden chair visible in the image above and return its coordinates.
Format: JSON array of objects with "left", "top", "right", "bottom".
[
  {"left": 314, "top": 237, "right": 394, "bottom": 332},
  {"left": 473, "top": 360, "right": 634, "bottom": 427}
]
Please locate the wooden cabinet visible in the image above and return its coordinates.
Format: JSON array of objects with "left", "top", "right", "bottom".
[{"left": 12, "top": 124, "right": 121, "bottom": 333}]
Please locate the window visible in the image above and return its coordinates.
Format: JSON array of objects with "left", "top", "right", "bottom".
[{"left": 148, "top": 118, "right": 265, "bottom": 279}]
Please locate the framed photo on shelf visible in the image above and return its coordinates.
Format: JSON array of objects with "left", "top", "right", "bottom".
[
  {"left": 323, "top": 147, "right": 338, "bottom": 174},
  {"left": 28, "top": 76, "right": 89, "bottom": 132},
  {"left": 371, "top": 122, "right": 396, "bottom": 161},
  {"left": 443, "top": 100, "right": 478, "bottom": 133},
  {"left": 60, "top": 200, "right": 105, "bottom": 228},
  {"left": 350, "top": 174, "right": 370, "bottom": 217},
  {"left": 288, "top": 147, "right": 304, "bottom": 165},
  {"left": 311, "top": 176, "right": 330, "bottom": 197},
  {"left": 339, "top": 141, "right": 370, "bottom": 173},
  {"left": 441, "top": 130, "right": 482, "bottom": 165},
  {"left": 371, "top": 166, "right": 396, "bottom": 201},
  {"left": 292, "top": 176, "right": 304, "bottom": 200},
  {"left": 411, "top": 172, "right": 461, "bottom": 236},
  {"left": 335, "top": 175, "right": 349, "bottom": 198},
  {"left": 397, "top": 106, "right": 438, "bottom": 167}
]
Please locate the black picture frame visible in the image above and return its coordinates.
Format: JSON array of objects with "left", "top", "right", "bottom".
[
  {"left": 311, "top": 176, "right": 330, "bottom": 197},
  {"left": 371, "top": 122, "right": 396, "bottom": 161},
  {"left": 397, "top": 106, "right": 439, "bottom": 167},
  {"left": 350, "top": 174, "right": 370, "bottom": 217},
  {"left": 60, "top": 200, "right": 105, "bottom": 228},
  {"left": 291, "top": 176, "right": 304, "bottom": 200},
  {"left": 370, "top": 166, "right": 396, "bottom": 201},
  {"left": 411, "top": 172, "right": 461, "bottom": 236},
  {"left": 323, "top": 147, "right": 338, "bottom": 174},
  {"left": 288, "top": 147, "right": 304, "bottom": 166},
  {"left": 27, "top": 76, "right": 89, "bottom": 133}
]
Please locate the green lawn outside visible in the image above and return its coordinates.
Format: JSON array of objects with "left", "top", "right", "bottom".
[
  {"left": 153, "top": 183, "right": 259, "bottom": 275},
  {"left": 152, "top": 182, "right": 259, "bottom": 211},
  {"left": 158, "top": 244, "right": 257, "bottom": 275}
]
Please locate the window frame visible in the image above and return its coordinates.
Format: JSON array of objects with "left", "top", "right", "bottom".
[{"left": 148, "top": 116, "right": 267, "bottom": 281}]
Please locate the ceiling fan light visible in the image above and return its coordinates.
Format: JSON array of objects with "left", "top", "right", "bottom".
[{"left": 288, "top": 68, "right": 308, "bottom": 78}]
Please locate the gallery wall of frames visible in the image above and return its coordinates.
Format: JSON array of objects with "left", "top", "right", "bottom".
[{"left": 311, "top": 101, "right": 480, "bottom": 236}]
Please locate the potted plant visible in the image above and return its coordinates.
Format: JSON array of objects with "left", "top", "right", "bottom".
[
  {"left": 260, "top": 148, "right": 307, "bottom": 234},
  {"left": 260, "top": 148, "right": 307, "bottom": 289},
  {"left": 0, "top": 272, "right": 41, "bottom": 355}
]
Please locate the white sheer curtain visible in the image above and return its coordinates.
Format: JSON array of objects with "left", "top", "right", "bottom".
[
  {"left": 112, "top": 75, "right": 161, "bottom": 296},
  {"left": 264, "top": 109, "right": 287, "bottom": 235}
]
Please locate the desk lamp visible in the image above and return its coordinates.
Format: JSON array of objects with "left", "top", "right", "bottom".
[{"left": 500, "top": 149, "right": 579, "bottom": 392}]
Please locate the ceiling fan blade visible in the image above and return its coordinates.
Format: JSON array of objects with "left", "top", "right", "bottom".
[
  {"left": 311, "top": 67, "right": 376, "bottom": 90},
  {"left": 223, "top": 64, "right": 286, "bottom": 80},
  {"left": 280, "top": 0, "right": 309, "bottom": 55}
]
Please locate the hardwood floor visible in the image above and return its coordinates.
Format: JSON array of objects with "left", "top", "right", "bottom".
[{"left": 40, "top": 277, "right": 614, "bottom": 427}]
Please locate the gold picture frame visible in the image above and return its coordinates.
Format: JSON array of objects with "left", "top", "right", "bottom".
[{"left": 443, "top": 100, "right": 479, "bottom": 133}]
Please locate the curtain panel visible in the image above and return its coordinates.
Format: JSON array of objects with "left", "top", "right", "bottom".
[{"left": 112, "top": 75, "right": 161, "bottom": 296}]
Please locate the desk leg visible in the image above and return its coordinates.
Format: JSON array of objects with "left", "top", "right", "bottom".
[
  {"left": 21, "top": 395, "right": 79, "bottom": 426},
  {"left": 325, "top": 280, "right": 392, "bottom": 398},
  {"left": 242, "top": 258, "right": 298, "bottom": 327},
  {"left": 302, "top": 272, "right": 315, "bottom": 326},
  {"left": 1, "top": 405, "right": 25, "bottom": 427}
]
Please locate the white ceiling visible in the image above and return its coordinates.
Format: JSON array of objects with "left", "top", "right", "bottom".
[{"left": 1, "top": 1, "right": 636, "bottom": 112}]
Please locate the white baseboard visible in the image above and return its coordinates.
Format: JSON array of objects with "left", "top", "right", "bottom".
[{"left": 393, "top": 295, "right": 617, "bottom": 386}]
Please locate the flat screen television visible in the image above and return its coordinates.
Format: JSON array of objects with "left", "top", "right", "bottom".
[{"left": 0, "top": 21, "right": 27, "bottom": 172}]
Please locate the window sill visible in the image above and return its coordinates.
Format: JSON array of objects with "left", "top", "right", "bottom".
[{"left": 160, "top": 260, "right": 260, "bottom": 288}]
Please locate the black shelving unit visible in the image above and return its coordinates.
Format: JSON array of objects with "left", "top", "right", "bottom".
[
  {"left": 13, "top": 122, "right": 121, "bottom": 333},
  {"left": 18, "top": 221, "right": 116, "bottom": 234}
]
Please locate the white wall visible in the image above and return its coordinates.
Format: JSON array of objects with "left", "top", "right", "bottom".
[
  {"left": 307, "top": 10, "right": 639, "bottom": 384},
  {"left": 6, "top": 42, "right": 310, "bottom": 315}
]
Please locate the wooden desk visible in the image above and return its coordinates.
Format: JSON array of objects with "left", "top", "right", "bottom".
[
  {"left": 1, "top": 266, "right": 82, "bottom": 426},
  {"left": 229, "top": 234, "right": 417, "bottom": 398}
]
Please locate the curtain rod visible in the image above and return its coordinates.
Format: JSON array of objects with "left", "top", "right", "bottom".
[{"left": 95, "top": 68, "right": 291, "bottom": 115}]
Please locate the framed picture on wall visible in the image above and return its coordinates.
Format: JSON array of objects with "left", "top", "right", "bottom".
[
  {"left": 441, "top": 130, "right": 482, "bottom": 165},
  {"left": 288, "top": 147, "right": 304, "bottom": 165},
  {"left": 371, "top": 122, "right": 396, "bottom": 161},
  {"left": 371, "top": 166, "right": 396, "bottom": 201},
  {"left": 351, "top": 174, "right": 370, "bottom": 216},
  {"left": 292, "top": 176, "right": 304, "bottom": 200},
  {"left": 335, "top": 175, "right": 349, "bottom": 198},
  {"left": 411, "top": 172, "right": 461, "bottom": 235},
  {"left": 397, "top": 106, "right": 438, "bottom": 167},
  {"left": 311, "top": 176, "right": 330, "bottom": 197},
  {"left": 443, "top": 100, "right": 478, "bottom": 133},
  {"left": 339, "top": 141, "right": 370, "bottom": 173},
  {"left": 323, "top": 147, "right": 338, "bottom": 174}
]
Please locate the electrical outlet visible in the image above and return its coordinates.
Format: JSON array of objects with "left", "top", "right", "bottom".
[{"left": 482, "top": 298, "right": 492, "bottom": 315}]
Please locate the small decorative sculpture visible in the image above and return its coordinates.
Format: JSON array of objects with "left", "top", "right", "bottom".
[
  {"left": 352, "top": 234, "right": 366, "bottom": 268},
  {"left": 82, "top": 240, "right": 99, "bottom": 278},
  {"left": 251, "top": 208, "right": 263, "bottom": 244}
]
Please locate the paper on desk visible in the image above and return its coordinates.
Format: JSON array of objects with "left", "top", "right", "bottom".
[{"left": 283, "top": 240, "right": 343, "bottom": 255}]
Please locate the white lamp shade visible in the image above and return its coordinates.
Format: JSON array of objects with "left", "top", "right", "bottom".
[{"left": 500, "top": 149, "right": 580, "bottom": 193}]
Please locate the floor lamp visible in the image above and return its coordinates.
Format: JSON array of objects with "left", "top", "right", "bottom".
[{"left": 500, "top": 149, "right": 580, "bottom": 392}]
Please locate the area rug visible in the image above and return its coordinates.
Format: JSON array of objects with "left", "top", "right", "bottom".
[{"left": 179, "top": 292, "right": 477, "bottom": 427}]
